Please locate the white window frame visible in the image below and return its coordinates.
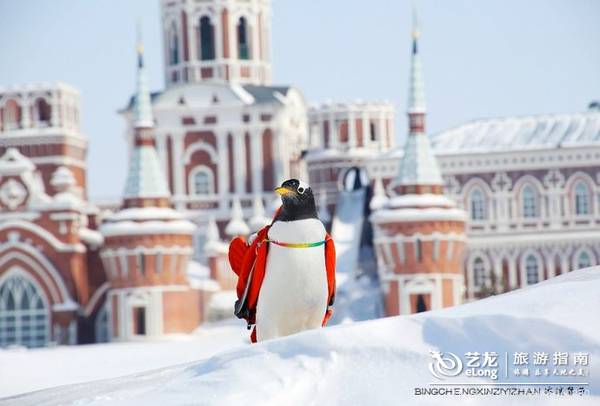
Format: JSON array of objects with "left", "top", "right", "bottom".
[
  {"left": 469, "top": 188, "right": 486, "bottom": 221},
  {"left": 0, "top": 268, "right": 50, "bottom": 348},
  {"left": 189, "top": 165, "right": 215, "bottom": 196},
  {"left": 574, "top": 181, "right": 591, "bottom": 216},
  {"left": 521, "top": 184, "right": 537, "bottom": 218}
]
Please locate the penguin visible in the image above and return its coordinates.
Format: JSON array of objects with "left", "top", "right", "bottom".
[
  {"left": 256, "top": 179, "right": 330, "bottom": 340},
  {"left": 228, "top": 179, "right": 336, "bottom": 342}
]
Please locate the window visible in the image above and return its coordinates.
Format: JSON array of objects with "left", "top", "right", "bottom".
[
  {"left": 4, "top": 99, "right": 21, "bottom": 130},
  {"left": 525, "top": 255, "right": 539, "bottom": 285},
  {"left": 191, "top": 166, "right": 213, "bottom": 195},
  {"left": 576, "top": 251, "right": 592, "bottom": 270},
  {"left": 34, "top": 98, "right": 51, "bottom": 125},
  {"left": 133, "top": 307, "right": 146, "bottom": 335},
  {"left": 199, "top": 16, "right": 215, "bottom": 60},
  {"left": 0, "top": 271, "right": 49, "bottom": 348},
  {"left": 522, "top": 185, "right": 537, "bottom": 218},
  {"left": 237, "top": 17, "right": 250, "bottom": 59},
  {"left": 369, "top": 122, "right": 377, "bottom": 141},
  {"left": 169, "top": 23, "right": 179, "bottom": 65},
  {"left": 95, "top": 305, "right": 110, "bottom": 343},
  {"left": 137, "top": 253, "right": 145, "bottom": 275},
  {"left": 574, "top": 182, "right": 590, "bottom": 215},
  {"left": 470, "top": 188, "right": 486, "bottom": 220},
  {"left": 473, "top": 257, "right": 487, "bottom": 288},
  {"left": 414, "top": 239, "right": 422, "bottom": 262},
  {"left": 415, "top": 294, "right": 427, "bottom": 313}
]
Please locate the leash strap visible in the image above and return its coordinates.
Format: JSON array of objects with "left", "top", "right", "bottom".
[{"left": 266, "top": 239, "right": 327, "bottom": 248}]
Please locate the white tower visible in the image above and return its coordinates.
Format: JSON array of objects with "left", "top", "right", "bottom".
[{"left": 161, "top": 0, "right": 272, "bottom": 87}]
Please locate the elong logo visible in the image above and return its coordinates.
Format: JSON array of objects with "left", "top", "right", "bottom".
[{"left": 428, "top": 350, "right": 463, "bottom": 379}]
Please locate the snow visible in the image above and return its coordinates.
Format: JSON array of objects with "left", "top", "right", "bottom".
[
  {"left": 106, "top": 207, "right": 185, "bottom": 222},
  {"left": 330, "top": 188, "right": 366, "bottom": 274},
  {"left": 431, "top": 111, "right": 600, "bottom": 155},
  {"left": 3, "top": 268, "right": 600, "bottom": 405},
  {"left": 371, "top": 207, "right": 467, "bottom": 223},
  {"left": 386, "top": 193, "right": 456, "bottom": 209},
  {"left": 99, "top": 220, "right": 196, "bottom": 236}
]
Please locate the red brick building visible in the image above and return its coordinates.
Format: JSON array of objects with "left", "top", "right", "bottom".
[{"left": 0, "top": 84, "right": 106, "bottom": 347}]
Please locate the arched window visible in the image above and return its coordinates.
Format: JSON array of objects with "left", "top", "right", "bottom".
[
  {"left": 237, "top": 17, "right": 250, "bottom": 60},
  {"left": 190, "top": 166, "right": 214, "bottom": 195},
  {"left": 574, "top": 182, "right": 590, "bottom": 216},
  {"left": 199, "top": 16, "right": 215, "bottom": 60},
  {"left": 169, "top": 23, "right": 180, "bottom": 65},
  {"left": 469, "top": 188, "right": 486, "bottom": 220},
  {"left": 0, "top": 271, "right": 49, "bottom": 348},
  {"left": 4, "top": 99, "right": 21, "bottom": 130},
  {"left": 522, "top": 185, "right": 537, "bottom": 218},
  {"left": 34, "top": 98, "right": 51, "bottom": 126},
  {"left": 473, "top": 257, "right": 487, "bottom": 288},
  {"left": 576, "top": 251, "right": 592, "bottom": 270},
  {"left": 525, "top": 254, "right": 539, "bottom": 285}
]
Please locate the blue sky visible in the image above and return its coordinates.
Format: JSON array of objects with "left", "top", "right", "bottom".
[{"left": 1, "top": 0, "right": 599, "bottom": 199}]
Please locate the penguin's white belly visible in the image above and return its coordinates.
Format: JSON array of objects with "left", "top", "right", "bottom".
[{"left": 256, "top": 219, "right": 328, "bottom": 341}]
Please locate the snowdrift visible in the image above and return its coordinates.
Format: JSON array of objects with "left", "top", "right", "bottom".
[{"left": 5, "top": 268, "right": 600, "bottom": 406}]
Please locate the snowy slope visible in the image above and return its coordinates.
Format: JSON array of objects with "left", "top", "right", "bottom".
[
  {"left": 4, "top": 268, "right": 600, "bottom": 406},
  {"left": 330, "top": 188, "right": 366, "bottom": 274}
]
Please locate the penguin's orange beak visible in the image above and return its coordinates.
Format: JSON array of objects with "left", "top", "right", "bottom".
[{"left": 275, "top": 186, "right": 292, "bottom": 196}]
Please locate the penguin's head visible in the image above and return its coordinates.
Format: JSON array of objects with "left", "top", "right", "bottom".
[{"left": 274, "top": 179, "right": 318, "bottom": 221}]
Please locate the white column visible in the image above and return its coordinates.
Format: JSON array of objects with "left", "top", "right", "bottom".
[
  {"left": 50, "top": 90, "right": 59, "bottom": 127},
  {"left": 251, "top": 127, "right": 263, "bottom": 194},
  {"left": 508, "top": 255, "right": 518, "bottom": 289},
  {"left": 545, "top": 253, "right": 556, "bottom": 279},
  {"left": 560, "top": 255, "right": 570, "bottom": 275},
  {"left": 186, "top": 8, "right": 196, "bottom": 80},
  {"left": 233, "top": 131, "right": 246, "bottom": 194},
  {"left": 214, "top": 9, "right": 223, "bottom": 61},
  {"left": 155, "top": 132, "right": 168, "bottom": 175},
  {"left": 362, "top": 112, "right": 369, "bottom": 148},
  {"left": 216, "top": 130, "right": 228, "bottom": 207},
  {"left": 172, "top": 135, "right": 185, "bottom": 209},
  {"left": 328, "top": 112, "right": 337, "bottom": 148},
  {"left": 251, "top": 15, "right": 260, "bottom": 82},
  {"left": 21, "top": 95, "right": 31, "bottom": 129},
  {"left": 492, "top": 256, "right": 503, "bottom": 291},
  {"left": 378, "top": 111, "right": 386, "bottom": 150}
]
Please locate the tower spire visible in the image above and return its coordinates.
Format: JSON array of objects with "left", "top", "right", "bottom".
[
  {"left": 392, "top": 11, "right": 443, "bottom": 195},
  {"left": 123, "top": 24, "right": 170, "bottom": 208},
  {"left": 133, "top": 22, "right": 154, "bottom": 129}
]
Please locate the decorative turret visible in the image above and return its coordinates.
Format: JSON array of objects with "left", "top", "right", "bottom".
[
  {"left": 249, "top": 195, "right": 270, "bottom": 232},
  {"left": 370, "top": 16, "right": 467, "bottom": 316},
  {"left": 392, "top": 14, "right": 443, "bottom": 196},
  {"left": 98, "top": 33, "right": 202, "bottom": 341},
  {"left": 225, "top": 196, "right": 250, "bottom": 237},
  {"left": 122, "top": 32, "right": 170, "bottom": 209}
]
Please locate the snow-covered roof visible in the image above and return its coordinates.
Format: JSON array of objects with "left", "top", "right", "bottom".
[
  {"left": 123, "top": 83, "right": 292, "bottom": 111},
  {"left": 123, "top": 145, "right": 170, "bottom": 199},
  {"left": 432, "top": 111, "right": 600, "bottom": 154},
  {"left": 370, "top": 207, "right": 467, "bottom": 223},
  {"left": 386, "top": 193, "right": 455, "bottom": 209},
  {"left": 99, "top": 220, "right": 195, "bottom": 237},
  {"left": 395, "top": 133, "right": 443, "bottom": 186},
  {"left": 107, "top": 207, "right": 184, "bottom": 222}
]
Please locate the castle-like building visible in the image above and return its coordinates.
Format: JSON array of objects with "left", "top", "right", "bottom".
[
  {"left": 1, "top": 0, "right": 599, "bottom": 348},
  {"left": 305, "top": 20, "right": 600, "bottom": 313}
]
